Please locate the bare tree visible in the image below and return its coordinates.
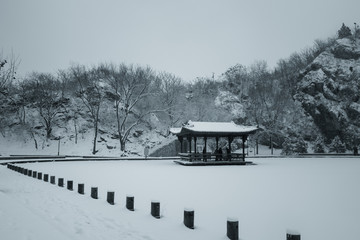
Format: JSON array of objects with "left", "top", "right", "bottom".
[
  {"left": 23, "top": 73, "right": 65, "bottom": 139},
  {"left": 71, "top": 65, "right": 104, "bottom": 154},
  {"left": 157, "top": 72, "right": 184, "bottom": 126},
  {"left": 100, "top": 63, "right": 162, "bottom": 151},
  {"left": 0, "top": 51, "right": 19, "bottom": 96}
]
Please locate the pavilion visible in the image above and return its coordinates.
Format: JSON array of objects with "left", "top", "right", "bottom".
[{"left": 170, "top": 120, "right": 258, "bottom": 165}]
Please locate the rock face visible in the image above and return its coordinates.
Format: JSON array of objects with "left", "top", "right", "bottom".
[{"left": 295, "top": 38, "right": 360, "bottom": 144}]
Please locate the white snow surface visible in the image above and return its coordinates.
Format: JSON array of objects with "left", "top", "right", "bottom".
[
  {"left": 1, "top": 158, "right": 360, "bottom": 240},
  {"left": 172, "top": 120, "right": 258, "bottom": 134}
]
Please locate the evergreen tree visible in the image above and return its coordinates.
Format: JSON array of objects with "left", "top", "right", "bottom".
[
  {"left": 329, "top": 136, "right": 346, "bottom": 153},
  {"left": 338, "top": 23, "right": 352, "bottom": 39},
  {"left": 313, "top": 136, "right": 325, "bottom": 153}
]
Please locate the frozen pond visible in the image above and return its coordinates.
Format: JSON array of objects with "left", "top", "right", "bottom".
[{"left": 2, "top": 158, "right": 360, "bottom": 240}]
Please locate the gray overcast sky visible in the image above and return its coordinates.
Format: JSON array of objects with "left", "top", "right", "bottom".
[{"left": 1, "top": 0, "right": 359, "bottom": 81}]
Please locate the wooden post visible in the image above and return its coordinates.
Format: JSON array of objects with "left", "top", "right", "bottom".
[
  {"left": 23, "top": 169, "right": 28, "bottom": 175},
  {"left": 28, "top": 170, "right": 32, "bottom": 177},
  {"left": 187, "top": 137, "right": 192, "bottom": 153},
  {"left": 151, "top": 201, "right": 160, "bottom": 219},
  {"left": 67, "top": 180, "right": 73, "bottom": 191},
  {"left": 194, "top": 137, "right": 197, "bottom": 153},
  {"left": 184, "top": 208, "right": 195, "bottom": 229},
  {"left": 178, "top": 136, "right": 183, "bottom": 153},
  {"left": 242, "top": 135, "right": 247, "bottom": 161},
  {"left": 126, "top": 195, "right": 134, "bottom": 211},
  {"left": 204, "top": 137, "right": 207, "bottom": 152},
  {"left": 37, "top": 172, "right": 42, "bottom": 180},
  {"left": 78, "top": 183, "right": 85, "bottom": 194},
  {"left": 44, "top": 174, "right": 49, "bottom": 182},
  {"left": 107, "top": 191, "right": 115, "bottom": 205},
  {"left": 58, "top": 178, "right": 64, "bottom": 187},
  {"left": 287, "top": 231, "right": 301, "bottom": 240},
  {"left": 50, "top": 176, "right": 55, "bottom": 184},
  {"left": 227, "top": 218, "right": 239, "bottom": 240},
  {"left": 91, "top": 187, "right": 98, "bottom": 199},
  {"left": 32, "top": 171, "right": 37, "bottom": 178}
]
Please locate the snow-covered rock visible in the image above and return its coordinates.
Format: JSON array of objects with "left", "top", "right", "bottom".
[{"left": 295, "top": 37, "right": 360, "bottom": 143}]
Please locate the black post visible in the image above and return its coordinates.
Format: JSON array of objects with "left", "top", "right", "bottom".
[
  {"left": 151, "top": 201, "right": 160, "bottom": 219},
  {"left": 126, "top": 195, "right": 134, "bottom": 211},
  {"left": 32, "top": 171, "right": 37, "bottom": 178},
  {"left": 37, "top": 172, "right": 42, "bottom": 180},
  {"left": 78, "top": 183, "right": 85, "bottom": 194},
  {"left": 91, "top": 187, "right": 98, "bottom": 199},
  {"left": 184, "top": 208, "right": 195, "bottom": 229},
  {"left": 58, "top": 178, "right": 64, "bottom": 187},
  {"left": 67, "top": 180, "right": 73, "bottom": 191},
  {"left": 44, "top": 174, "right": 49, "bottom": 182},
  {"left": 50, "top": 176, "right": 55, "bottom": 184},
  {"left": 28, "top": 170, "right": 32, "bottom": 177},
  {"left": 227, "top": 218, "right": 239, "bottom": 240},
  {"left": 107, "top": 191, "right": 115, "bottom": 205},
  {"left": 287, "top": 232, "right": 301, "bottom": 240},
  {"left": 23, "top": 169, "right": 28, "bottom": 175}
]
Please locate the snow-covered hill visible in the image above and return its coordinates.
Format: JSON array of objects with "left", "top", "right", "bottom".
[{"left": 295, "top": 37, "right": 360, "bottom": 144}]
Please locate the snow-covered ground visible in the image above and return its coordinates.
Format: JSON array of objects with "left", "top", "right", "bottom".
[
  {"left": 0, "top": 130, "right": 175, "bottom": 157},
  {"left": 1, "top": 158, "right": 359, "bottom": 240}
]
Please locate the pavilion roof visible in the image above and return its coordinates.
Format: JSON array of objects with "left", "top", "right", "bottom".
[{"left": 170, "top": 120, "right": 258, "bottom": 137}]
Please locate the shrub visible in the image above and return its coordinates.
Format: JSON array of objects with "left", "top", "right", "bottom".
[{"left": 282, "top": 137, "right": 308, "bottom": 155}]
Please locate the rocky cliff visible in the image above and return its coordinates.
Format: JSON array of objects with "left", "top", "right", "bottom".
[{"left": 295, "top": 37, "right": 360, "bottom": 145}]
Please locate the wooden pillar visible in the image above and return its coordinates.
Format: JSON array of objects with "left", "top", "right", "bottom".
[
  {"left": 107, "top": 191, "right": 115, "bottom": 205},
  {"left": 187, "top": 137, "right": 192, "bottom": 153},
  {"left": 151, "top": 201, "right": 160, "bottom": 219},
  {"left": 78, "top": 183, "right": 85, "bottom": 194},
  {"left": 184, "top": 208, "right": 195, "bottom": 229},
  {"left": 178, "top": 136, "right": 183, "bottom": 153},
  {"left": 287, "top": 232, "right": 301, "bottom": 240},
  {"left": 227, "top": 218, "right": 239, "bottom": 240},
  {"left": 204, "top": 137, "right": 207, "bottom": 152},
  {"left": 126, "top": 195, "right": 134, "bottom": 211},
  {"left": 91, "top": 187, "right": 98, "bottom": 199},
  {"left": 242, "top": 135, "right": 247, "bottom": 161},
  {"left": 194, "top": 137, "right": 197, "bottom": 153}
]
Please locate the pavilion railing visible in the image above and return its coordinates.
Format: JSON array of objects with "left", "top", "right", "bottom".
[{"left": 178, "top": 153, "right": 245, "bottom": 162}]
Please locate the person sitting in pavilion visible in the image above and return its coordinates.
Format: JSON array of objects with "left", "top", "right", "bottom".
[{"left": 218, "top": 147, "right": 223, "bottom": 161}]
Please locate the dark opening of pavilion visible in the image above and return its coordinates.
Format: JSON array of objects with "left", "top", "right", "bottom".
[{"left": 170, "top": 121, "right": 258, "bottom": 166}]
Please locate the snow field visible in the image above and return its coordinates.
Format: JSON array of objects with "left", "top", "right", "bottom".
[{"left": 1, "top": 158, "right": 360, "bottom": 240}]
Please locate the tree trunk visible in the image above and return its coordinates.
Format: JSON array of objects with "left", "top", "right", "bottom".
[
  {"left": 73, "top": 118, "right": 78, "bottom": 144},
  {"left": 92, "top": 121, "right": 98, "bottom": 155},
  {"left": 120, "top": 138, "right": 126, "bottom": 152}
]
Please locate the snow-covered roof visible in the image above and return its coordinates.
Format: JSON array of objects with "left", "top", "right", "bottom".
[{"left": 170, "top": 121, "right": 258, "bottom": 137}]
